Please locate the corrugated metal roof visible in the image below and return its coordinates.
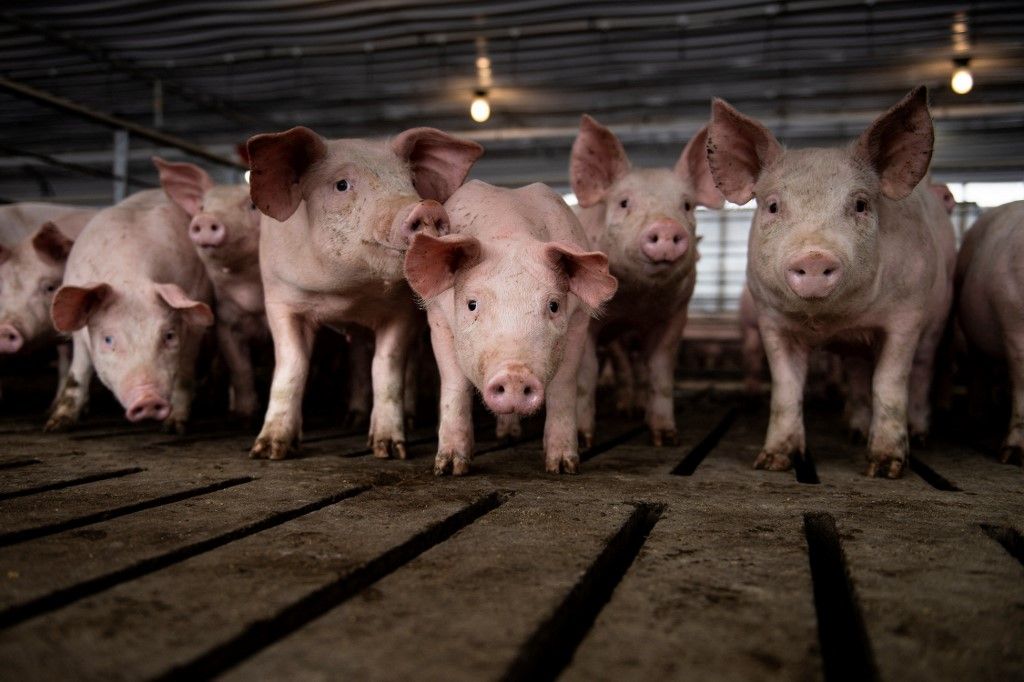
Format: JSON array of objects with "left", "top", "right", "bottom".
[{"left": 1, "top": 1, "right": 1022, "bottom": 203}]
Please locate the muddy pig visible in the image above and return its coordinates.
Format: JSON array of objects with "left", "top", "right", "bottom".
[
  {"left": 46, "top": 190, "right": 213, "bottom": 431},
  {"left": 707, "top": 86, "right": 955, "bottom": 478},
  {"left": 247, "top": 126, "right": 481, "bottom": 459},
  {"left": 405, "top": 180, "right": 617, "bottom": 475}
]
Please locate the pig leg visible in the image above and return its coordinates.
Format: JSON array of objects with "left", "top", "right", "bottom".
[
  {"left": 545, "top": 307, "right": 591, "bottom": 474},
  {"left": 844, "top": 355, "right": 873, "bottom": 444},
  {"left": 51, "top": 343, "right": 72, "bottom": 407},
  {"left": 368, "top": 316, "right": 416, "bottom": 459},
  {"left": 216, "top": 322, "right": 258, "bottom": 419},
  {"left": 44, "top": 333, "right": 94, "bottom": 432},
  {"left": 865, "top": 324, "right": 922, "bottom": 478},
  {"left": 643, "top": 309, "right": 688, "bottom": 447},
  {"left": 907, "top": 330, "right": 941, "bottom": 448},
  {"left": 251, "top": 305, "right": 317, "bottom": 460},
  {"left": 344, "top": 331, "right": 373, "bottom": 430},
  {"left": 165, "top": 334, "right": 202, "bottom": 434},
  {"left": 496, "top": 414, "right": 522, "bottom": 442},
  {"left": 428, "top": 310, "right": 474, "bottom": 476},
  {"left": 999, "top": 330, "right": 1024, "bottom": 464},
  {"left": 575, "top": 330, "right": 599, "bottom": 450},
  {"left": 756, "top": 324, "right": 810, "bottom": 470},
  {"left": 403, "top": 342, "right": 418, "bottom": 430},
  {"left": 742, "top": 323, "right": 764, "bottom": 396},
  {"left": 609, "top": 339, "right": 637, "bottom": 416}
]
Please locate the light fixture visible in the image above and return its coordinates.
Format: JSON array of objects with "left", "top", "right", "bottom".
[
  {"left": 243, "top": 170, "right": 251, "bottom": 184},
  {"left": 470, "top": 90, "right": 490, "bottom": 123},
  {"left": 951, "top": 57, "right": 973, "bottom": 95}
]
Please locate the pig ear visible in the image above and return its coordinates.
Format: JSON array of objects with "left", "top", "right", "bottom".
[
  {"left": 152, "top": 157, "right": 214, "bottom": 217},
  {"left": 404, "top": 232, "right": 482, "bottom": 300},
  {"left": 853, "top": 86, "right": 933, "bottom": 201},
  {"left": 707, "top": 99, "right": 782, "bottom": 205},
  {"left": 675, "top": 125, "right": 725, "bottom": 209},
  {"left": 32, "top": 222, "right": 74, "bottom": 265},
  {"left": 545, "top": 241, "right": 618, "bottom": 311},
  {"left": 52, "top": 283, "right": 112, "bottom": 332},
  {"left": 570, "top": 114, "right": 631, "bottom": 208},
  {"left": 154, "top": 283, "right": 214, "bottom": 328},
  {"left": 391, "top": 128, "right": 484, "bottom": 204},
  {"left": 247, "top": 126, "right": 327, "bottom": 222}
]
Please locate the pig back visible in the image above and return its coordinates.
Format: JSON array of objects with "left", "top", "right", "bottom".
[
  {"left": 0, "top": 202, "right": 98, "bottom": 246},
  {"left": 65, "top": 190, "right": 210, "bottom": 301}
]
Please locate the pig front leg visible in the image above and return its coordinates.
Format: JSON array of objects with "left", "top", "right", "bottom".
[
  {"left": 907, "top": 319, "right": 944, "bottom": 447},
  {"left": 368, "top": 315, "right": 417, "bottom": 459},
  {"left": 757, "top": 324, "right": 810, "bottom": 470},
  {"left": 165, "top": 332, "right": 202, "bottom": 434},
  {"left": 608, "top": 339, "right": 639, "bottom": 416},
  {"left": 216, "top": 321, "right": 258, "bottom": 420},
  {"left": 865, "top": 324, "right": 922, "bottom": 478},
  {"left": 403, "top": 340, "right": 419, "bottom": 430},
  {"left": 495, "top": 414, "right": 522, "bottom": 442},
  {"left": 45, "top": 333, "right": 94, "bottom": 432},
  {"left": 344, "top": 330, "right": 373, "bottom": 430},
  {"left": 575, "top": 330, "right": 599, "bottom": 450},
  {"left": 544, "top": 308, "right": 591, "bottom": 474},
  {"left": 844, "top": 355, "right": 873, "bottom": 443},
  {"left": 999, "top": 330, "right": 1024, "bottom": 465},
  {"left": 251, "top": 304, "right": 316, "bottom": 460},
  {"left": 51, "top": 343, "right": 72, "bottom": 408},
  {"left": 428, "top": 309, "right": 474, "bottom": 475},
  {"left": 643, "top": 309, "right": 689, "bottom": 447}
]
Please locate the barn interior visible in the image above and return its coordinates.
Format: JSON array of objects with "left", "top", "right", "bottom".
[{"left": 0, "top": 2, "right": 1023, "bottom": 680}]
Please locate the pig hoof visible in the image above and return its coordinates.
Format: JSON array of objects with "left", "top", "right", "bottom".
[
  {"left": 754, "top": 450, "right": 794, "bottom": 471},
  {"left": 848, "top": 427, "right": 868, "bottom": 445},
  {"left": 545, "top": 452, "right": 580, "bottom": 475},
  {"left": 865, "top": 457, "right": 905, "bottom": 479},
  {"left": 998, "top": 445, "right": 1023, "bottom": 465},
  {"left": 578, "top": 431, "right": 594, "bottom": 451},
  {"left": 405, "top": 416, "right": 416, "bottom": 431},
  {"left": 434, "top": 450, "right": 471, "bottom": 476},
  {"left": 342, "top": 410, "right": 369, "bottom": 431},
  {"left": 651, "top": 429, "right": 679, "bottom": 447},
  {"left": 495, "top": 415, "right": 522, "bottom": 442},
  {"left": 910, "top": 431, "right": 929, "bottom": 448},
  {"left": 250, "top": 436, "right": 297, "bottom": 461},
  {"left": 372, "top": 439, "right": 406, "bottom": 460},
  {"left": 162, "top": 418, "right": 187, "bottom": 435},
  {"left": 43, "top": 414, "right": 76, "bottom": 433}
]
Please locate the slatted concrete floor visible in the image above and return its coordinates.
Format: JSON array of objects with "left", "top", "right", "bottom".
[{"left": 0, "top": 393, "right": 1021, "bottom": 681}]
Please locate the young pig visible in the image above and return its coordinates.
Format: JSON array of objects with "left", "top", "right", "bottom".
[
  {"left": 152, "top": 157, "right": 265, "bottom": 418},
  {"left": 570, "top": 115, "right": 724, "bottom": 447},
  {"left": 247, "top": 126, "right": 481, "bottom": 459},
  {"left": 404, "top": 180, "right": 617, "bottom": 475},
  {"left": 955, "top": 201, "right": 1024, "bottom": 463},
  {"left": 46, "top": 190, "right": 214, "bottom": 432},
  {"left": 707, "top": 86, "right": 955, "bottom": 478}
]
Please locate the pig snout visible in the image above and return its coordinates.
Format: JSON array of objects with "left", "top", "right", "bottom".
[
  {"left": 786, "top": 251, "right": 843, "bottom": 299},
  {"left": 640, "top": 220, "right": 689, "bottom": 263},
  {"left": 189, "top": 215, "right": 226, "bottom": 248},
  {"left": 0, "top": 323, "right": 23, "bottom": 353},
  {"left": 393, "top": 200, "right": 449, "bottom": 247},
  {"left": 125, "top": 387, "right": 171, "bottom": 422},
  {"left": 483, "top": 365, "right": 545, "bottom": 416}
]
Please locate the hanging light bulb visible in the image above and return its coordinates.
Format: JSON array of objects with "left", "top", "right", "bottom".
[
  {"left": 470, "top": 90, "right": 490, "bottom": 123},
  {"left": 951, "top": 57, "right": 973, "bottom": 95}
]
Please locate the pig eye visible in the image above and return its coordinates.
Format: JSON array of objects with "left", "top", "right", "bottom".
[
  {"left": 103, "top": 335, "right": 114, "bottom": 347},
  {"left": 855, "top": 199, "right": 868, "bottom": 213},
  {"left": 619, "top": 198, "right": 629, "bottom": 209},
  {"left": 684, "top": 201, "right": 692, "bottom": 211},
  {"left": 249, "top": 202, "right": 257, "bottom": 211},
  {"left": 548, "top": 300, "right": 559, "bottom": 314},
  {"left": 43, "top": 282, "right": 58, "bottom": 294},
  {"left": 163, "top": 330, "right": 176, "bottom": 343},
  {"left": 335, "top": 179, "right": 350, "bottom": 192},
  {"left": 767, "top": 201, "right": 779, "bottom": 214},
  {"left": 467, "top": 299, "right": 477, "bottom": 312}
]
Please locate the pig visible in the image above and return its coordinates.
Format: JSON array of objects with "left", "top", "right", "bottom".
[
  {"left": 569, "top": 115, "right": 724, "bottom": 447},
  {"left": 955, "top": 200, "right": 1024, "bottom": 463},
  {"left": 739, "top": 285, "right": 765, "bottom": 395},
  {"left": 152, "top": 157, "right": 266, "bottom": 418},
  {"left": 404, "top": 180, "right": 617, "bottom": 475},
  {"left": 246, "top": 126, "right": 482, "bottom": 460},
  {"left": 707, "top": 86, "right": 956, "bottom": 478},
  {"left": 929, "top": 182, "right": 957, "bottom": 215},
  {"left": 45, "top": 189, "right": 214, "bottom": 432},
  {"left": 0, "top": 204, "right": 98, "bottom": 356}
]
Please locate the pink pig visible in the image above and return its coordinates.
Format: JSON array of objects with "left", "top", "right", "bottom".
[
  {"left": 707, "top": 87, "right": 956, "bottom": 478},
  {"left": 404, "top": 180, "right": 617, "bottom": 475},
  {"left": 46, "top": 190, "right": 214, "bottom": 431},
  {"left": 246, "top": 126, "right": 481, "bottom": 460},
  {"left": 955, "top": 200, "right": 1024, "bottom": 464},
  {"left": 569, "top": 115, "right": 724, "bottom": 447},
  {"left": 153, "top": 157, "right": 266, "bottom": 418},
  {"left": 929, "top": 182, "right": 957, "bottom": 215}
]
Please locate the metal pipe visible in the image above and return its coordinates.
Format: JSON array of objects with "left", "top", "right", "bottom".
[
  {"left": 112, "top": 130, "right": 129, "bottom": 203},
  {"left": 0, "top": 77, "right": 247, "bottom": 170}
]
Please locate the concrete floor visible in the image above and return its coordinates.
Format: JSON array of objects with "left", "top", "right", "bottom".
[{"left": 0, "top": 391, "right": 1021, "bottom": 681}]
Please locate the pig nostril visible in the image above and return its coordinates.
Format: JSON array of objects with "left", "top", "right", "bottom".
[
  {"left": 410, "top": 219, "right": 421, "bottom": 232},
  {"left": 523, "top": 386, "right": 532, "bottom": 396},
  {"left": 649, "top": 235, "right": 658, "bottom": 243},
  {"left": 496, "top": 385, "right": 505, "bottom": 394},
  {"left": 824, "top": 268, "right": 834, "bottom": 276},
  {"left": 211, "top": 225, "right": 220, "bottom": 232},
  {"left": 796, "top": 269, "right": 806, "bottom": 276},
  {"left": 673, "top": 236, "right": 680, "bottom": 243}
]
